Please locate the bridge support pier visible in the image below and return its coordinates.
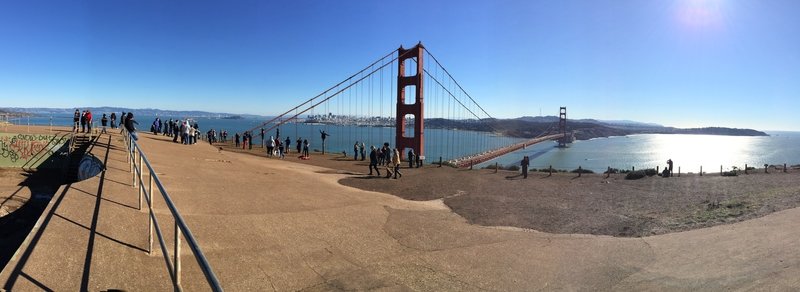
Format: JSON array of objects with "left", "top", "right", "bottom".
[{"left": 396, "top": 43, "right": 424, "bottom": 160}]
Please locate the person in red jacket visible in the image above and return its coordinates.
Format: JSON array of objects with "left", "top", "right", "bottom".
[{"left": 85, "top": 110, "right": 93, "bottom": 134}]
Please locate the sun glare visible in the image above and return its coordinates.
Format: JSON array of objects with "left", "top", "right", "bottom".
[{"left": 675, "top": 0, "right": 726, "bottom": 31}]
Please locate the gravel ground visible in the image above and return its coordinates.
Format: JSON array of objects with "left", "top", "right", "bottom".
[{"left": 223, "top": 143, "right": 800, "bottom": 237}]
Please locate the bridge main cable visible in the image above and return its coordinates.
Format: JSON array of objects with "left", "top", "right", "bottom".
[{"left": 246, "top": 48, "right": 401, "bottom": 134}]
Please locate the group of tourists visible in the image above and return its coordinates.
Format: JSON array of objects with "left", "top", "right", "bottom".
[
  {"left": 73, "top": 109, "right": 95, "bottom": 133},
  {"left": 73, "top": 109, "right": 123, "bottom": 136},
  {"left": 151, "top": 118, "right": 201, "bottom": 145},
  {"left": 206, "top": 129, "right": 228, "bottom": 144},
  {"left": 366, "top": 142, "right": 404, "bottom": 179}
]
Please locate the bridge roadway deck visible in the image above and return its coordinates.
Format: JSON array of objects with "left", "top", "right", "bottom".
[
  {"left": 3, "top": 129, "right": 799, "bottom": 290},
  {"left": 452, "top": 133, "right": 565, "bottom": 167}
]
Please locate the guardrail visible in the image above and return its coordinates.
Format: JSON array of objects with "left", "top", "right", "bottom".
[{"left": 121, "top": 129, "right": 223, "bottom": 291}]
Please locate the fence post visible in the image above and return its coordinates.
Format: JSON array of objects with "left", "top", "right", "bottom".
[
  {"left": 470, "top": 160, "right": 473, "bottom": 170},
  {"left": 720, "top": 165, "right": 723, "bottom": 176},
  {"left": 175, "top": 223, "right": 182, "bottom": 289},
  {"left": 138, "top": 154, "right": 143, "bottom": 210},
  {"left": 656, "top": 165, "right": 659, "bottom": 174},
  {"left": 700, "top": 166, "right": 703, "bottom": 176},
  {"left": 784, "top": 163, "right": 787, "bottom": 173},
  {"left": 678, "top": 166, "right": 681, "bottom": 177},
  {"left": 438, "top": 156, "right": 442, "bottom": 167},
  {"left": 578, "top": 166, "right": 582, "bottom": 177},
  {"left": 606, "top": 166, "right": 610, "bottom": 178},
  {"left": 148, "top": 172, "right": 154, "bottom": 255},
  {"left": 549, "top": 165, "right": 553, "bottom": 176},
  {"left": 745, "top": 164, "right": 748, "bottom": 174},
  {"left": 495, "top": 162, "right": 498, "bottom": 173}
]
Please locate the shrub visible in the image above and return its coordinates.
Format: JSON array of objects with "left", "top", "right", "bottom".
[
  {"left": 625, "top": 170, "right": 647, "bottom": 180},
  {"left": 643, "top": 168, "right": 657, "bottom": 177},
  {"left": 571, "top": 168, "right": 594, "bottom": 174},
  {"left": 604, "top": 168, "right": 620, "bottom": 174},
  {"left": 505, "top": 165, "right": 520, "bottom": 171},
  {"left": 721, "top": 171, "right": 738, "bottom": 177}
]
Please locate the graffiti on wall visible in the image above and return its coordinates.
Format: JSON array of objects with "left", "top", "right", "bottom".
[{"left": 0, "top": 133, "right": 65, "bottom": 166}]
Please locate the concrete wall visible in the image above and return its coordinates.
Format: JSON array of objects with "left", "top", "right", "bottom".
[{"left": 0, "top": 133, "right": 69, "bottom": 169}]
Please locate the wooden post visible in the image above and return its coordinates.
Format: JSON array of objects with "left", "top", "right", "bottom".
[
  {"left": 470, "top": 160, "right": 473, "bottom": 170},
  {"left": 720, "top": 165, "right": 723, "bottom": 176},
  {"left": 632, "top": 166, "right": 635, "bottom": 172},
  {"left": 784, "top": 163, "right": 787, "bottom": 173},
  {"left": 438, "top": 156, "right": 442, "bottom": 167},
  {"left": 494, "top": 162, "right": 498, "bottom": 173},
  {"left": 606, "top": 166, "right": 610, "bottom": 178},
  {"left": 549, "top": 165, "right": 553, "bottom": 176},
  {"left": 678, "top": 166, "right": 681, "bottom": 177},
  {"left": 656, "top": 166, "right": 659, "bottom": 174},
  {"left": 700, "top": 166, "right": 703, "bottom": 176},
  {"left": 745, "top": 164, "right": 748, "bottom": 174},
  {"left": 578, "top": 166, "right": 582, "bottom": 177}
]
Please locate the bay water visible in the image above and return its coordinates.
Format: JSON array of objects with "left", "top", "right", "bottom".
[{"left": 9, "top": 114, "right": 799, "bottom": 172}]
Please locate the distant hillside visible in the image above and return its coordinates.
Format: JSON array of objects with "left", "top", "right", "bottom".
[
  {"left": 2, "top": 107, "right": 267, "bottom": 119},
  {"left": 427, "top": 117, "right": 767, "bottom": 140}
]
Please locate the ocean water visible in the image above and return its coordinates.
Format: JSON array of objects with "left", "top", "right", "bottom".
[{"left": 9, "top": 114, "right": 799, "bottom": 172}]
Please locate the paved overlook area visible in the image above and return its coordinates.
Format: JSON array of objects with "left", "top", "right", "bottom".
[{"left": 1, "top": 129, "right": 799, "bottom": 291}]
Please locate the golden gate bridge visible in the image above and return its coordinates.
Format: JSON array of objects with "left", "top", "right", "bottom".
[{"left": 247, "top": 42, "right": 572, "bottom": 167}]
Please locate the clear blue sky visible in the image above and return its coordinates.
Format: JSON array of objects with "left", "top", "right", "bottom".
[{"left": 1, "top": 0, "right": 798, "bottom": 131}]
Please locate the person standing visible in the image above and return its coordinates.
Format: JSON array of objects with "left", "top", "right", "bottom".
[
  {"left": 359, "top": 142, "right": 366, "bottom": 161},
  {"left": 284, "top": 137, "right": 291, "bottom": 154},
  {"left": 73, "top": 109, "right": 80, "bottom": 132},
  {"left": 278, "top": 139, "right": 285, "bottom": 159},
  {"left": 407, "top": 148, "right": 415, "bottom": 168},
  {"left": 302, "top": 139, "right": 309, "bottom": 158},
  {"left": 667, "top": 159, "right": 674, "bottom": 177},
  {"left": 110, "top": 112, "right": 117, "bottom": 129},
  {"left": 124, "top": 112, "right": 139, "bottom": 141},
  {"left": 234, "top": 133, "right": 240, "bottom": 148},
  {"left": 85, "top": 110, "right": 93, "bottom": 134},
  {"left": 267, "top": 136, "right": 275, "bottom": 157},
  {"left": 296, "top": 137, "right": 302, "bottom": 154},
  {"left": 353, "top": 141, "right": 359, "bottom": 161},
  {"left": 521, "top": 156, "right": 530, "bottom": 179},
  {"left": 368, "top": 146, "right": 380, "bottom": 176},
  {"left": 100, "top": 113, "right": 108, "bottom": 134},
  {"left": 80, "top": 110, "right": 87, "bottom": 133},
  {"left": 392, "top": 148, "right": 402, "bottom": 179},
  {"left": 260, "top": 128, "right": 265, "bottom": 148},
  {"left": 319, "top": 130, "right": 330, "bottom": 154}
]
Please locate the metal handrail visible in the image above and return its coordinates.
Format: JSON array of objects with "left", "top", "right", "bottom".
[{"left": 121, "top": 129, "right": 223, "bottom": 291}]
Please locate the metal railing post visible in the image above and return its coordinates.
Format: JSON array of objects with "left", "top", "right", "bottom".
[
  {"left": 138, "top": 153, "right": 143, "bottom": 210},
  {"left": 148, "top": 172, "right": 154, "bottom": 254},
  {"left": 175, "top": 223, "right": 182, "bottom": 290}
]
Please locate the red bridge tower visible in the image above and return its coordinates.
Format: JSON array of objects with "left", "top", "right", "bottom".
[{"left": 395, "top": 43, "right": 424, "bottom": 159}]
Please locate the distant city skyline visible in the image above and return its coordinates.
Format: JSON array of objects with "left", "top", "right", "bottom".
[{"left": 1, "top": 1, "right": 798, "bottom": 131}]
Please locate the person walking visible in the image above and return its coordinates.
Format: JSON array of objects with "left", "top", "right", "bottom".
[
  {"left": 368, "top": 146, "right": 380, "bottom": 176},
  {"left": 100, "top": 113, "right": 108, "bottom": 134},
  {"left": 392, "top": 148, "right": 402, "bottom": 179},
  {"left": 521, "top": 156, "right": 530, "bottom": 179}
]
